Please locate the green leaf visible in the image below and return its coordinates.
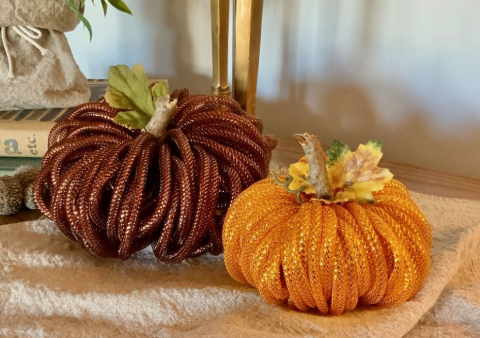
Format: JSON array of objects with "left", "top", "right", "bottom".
[
  {"left": 326, "top": 139, "right": 350, "bottom": 168},
  {"left": 107, "top": 0, "right": 133, "bottom": 15},
  {"left": 106, "top": 64, "right": 171, "bottom": 130},
  {"left": 151, "top": 81, "right": 169, "bottom": 103},
  {"left": 113, "top": 110, "right": 152, "bottom": 129},
  {"left": 78, "top": 12, "right": 93, "bottom": 41},
  {"left": 105, "top": 63, "right": 155, "bottom": 116},
  {"left": 101, "top": 0, "right": 108, "bottom": 15},
  {"left": 104, "top": 89, "right": 135, "bottom": 110},
  {"left": 64, "top": 0, "right": 132, "bottom": 41},
  {"left": 366, "top": 140, "right": 382, "bottom": 150},
  {"left": 65, "top": 1, "right": 93, "bottom": 40}
]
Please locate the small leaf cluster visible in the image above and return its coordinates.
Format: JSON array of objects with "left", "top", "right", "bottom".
[
  {"left": 287, "top": 139, "right": 393, "bottom": 204},
  {"left": 105, "top": 64, "right": 169, "bottom": 129},
  {"left": 63, "top": 0, "right": 132, "bottom": 40}
]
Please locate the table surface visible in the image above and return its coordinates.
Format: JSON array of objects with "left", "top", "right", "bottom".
[{"left": 2, "top": 138, "right": 479, "bottom": 226}]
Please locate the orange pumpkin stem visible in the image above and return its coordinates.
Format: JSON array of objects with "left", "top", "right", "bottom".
[{"left": 294, "top": 133, "right": 333, "bottom": 200}]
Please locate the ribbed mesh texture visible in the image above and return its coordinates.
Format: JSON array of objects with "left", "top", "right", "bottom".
[{"left": 223, "top": 179, "right": 432, "bottom": 315}]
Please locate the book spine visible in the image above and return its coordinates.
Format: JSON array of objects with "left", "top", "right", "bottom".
[{"left": 0, "top": 122, "right": 54, "bottom": 158}]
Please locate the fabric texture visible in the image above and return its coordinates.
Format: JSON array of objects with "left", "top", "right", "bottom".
[
  {"left": 0, "top": 0, "right": 81, "bottom": 32},
  {"left": 0, "top": 27, "right": 90, "bottom": 110},
  {"left": 0, "top": 191, "right": 479, "bottom": 337}
]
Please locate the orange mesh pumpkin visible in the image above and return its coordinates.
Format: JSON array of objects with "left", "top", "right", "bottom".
[{"left": 223, "top": 134, "right": 432, "bottom": 315}]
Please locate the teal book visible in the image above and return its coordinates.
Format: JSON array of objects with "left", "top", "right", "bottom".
[{"left": 0, "top": 157, "right": 42, "bottom": 177}]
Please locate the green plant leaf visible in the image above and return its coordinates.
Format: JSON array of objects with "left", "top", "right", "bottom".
[
  {"left": 366, "top": 140, "right": 382, "bottom": 149},
  {"left": 64, "top": 0, "right": 132, "bottom": 40},
  {"left": 105, "top": 64, "right": 155, "bottom": 116},
  {"left": 113, "top": 110, "right": 151, "bottom": 129},
  {"left": 101, "top": 0, "right": 108, "bottom": 15},
  {"left": 107, "top": 0, "right": 132, "bottom": 15},
  {"left": 326, "top": 139, "right": 350, "bottom": 168},
  {"left": 64, "top": 0, "right": 93, "bottom": 40},
  {"left": 106, "top": 64, "right": 171, "bottom": 130},
  {"left": 151, "top": 81, "right": 169, "bottom": 103},
  {"left": 78, "top": 12, "right": 93, "bottom": 41}
]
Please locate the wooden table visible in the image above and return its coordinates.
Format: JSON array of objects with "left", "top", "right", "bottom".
[{"left": 2, "top": 138, "right": 479, "bottom": 226}]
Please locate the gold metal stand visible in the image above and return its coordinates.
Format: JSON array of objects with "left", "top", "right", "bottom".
[
  {"left": 233, "top": 0, "right": 264, "bottom": 116},
  {"left": 210, "top": 0, "right": 231, "bottom": 96},
  {"left": 210, "top": 0, "right": 264, "bottom": 116}
]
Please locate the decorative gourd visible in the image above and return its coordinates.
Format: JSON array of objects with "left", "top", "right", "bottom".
[
  {"left": 34, "top": 64, "right": 276, "bottom": 263},
  {"left": 223, "top": 133, "right": 432, "bottom": 315}
]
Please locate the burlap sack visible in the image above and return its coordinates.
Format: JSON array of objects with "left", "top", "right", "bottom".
[
  {"left": 0, "top": 27, "right": 90, "bottom": 110},
  {"left": 0, "top": 0, "right": 81, "bottom": 32},
  {"left": 0, "top": 0, "right": 90, "bottom": 110}
]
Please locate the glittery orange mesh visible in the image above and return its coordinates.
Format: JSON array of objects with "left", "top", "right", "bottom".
[{"left": 223, "top": 179, "right": 432, "bottom": 315}]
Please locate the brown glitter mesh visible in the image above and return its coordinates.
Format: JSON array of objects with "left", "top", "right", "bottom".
[
  {"left": 223, "top": 179, "right": 432, "bottom": 315},
  {"left": 34, "top": 89, "right": 276, "bottom": 263}
]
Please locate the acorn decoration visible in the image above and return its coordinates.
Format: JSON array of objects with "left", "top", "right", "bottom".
[
  {"left": 34, "top": 64, "right": 276, "bottom": 262},
  {"left": 223, "top": 133, "right": 432, "bottom": 315}
]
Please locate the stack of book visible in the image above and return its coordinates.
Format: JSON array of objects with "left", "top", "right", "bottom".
[{"left": 0, "top": 80, "right": 108, "bottom": 176}]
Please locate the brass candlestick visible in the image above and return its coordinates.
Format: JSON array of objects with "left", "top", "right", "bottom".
[
  {"left": 210, "top": 0, "right": 231, "bottom": 96},
  {"left": 210, "top": 0, "right": 264, "bottom": 116},
  {"left": 233, "top": 0, "right": 264, "bottom": 116}
]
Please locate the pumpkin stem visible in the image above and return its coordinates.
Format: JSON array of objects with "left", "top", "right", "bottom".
[
  {"left": 294, "top": 133, "right": 333, "bottom": 200},
  {"left": 145, "top": 95, "right": 178, "bottom": 141}
]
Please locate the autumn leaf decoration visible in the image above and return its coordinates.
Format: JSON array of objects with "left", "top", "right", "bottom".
[
  {"left": 275, "top": 134, "right": 393, "bottom": 204},
  {"left": 105, "top": 63, "right": 169, "bottom": 130}
]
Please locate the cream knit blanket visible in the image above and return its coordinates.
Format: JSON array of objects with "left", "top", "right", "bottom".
[{"left": 1, "top": 192, "right": 479, "bottom": 337}]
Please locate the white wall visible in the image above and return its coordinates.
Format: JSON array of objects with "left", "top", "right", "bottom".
[{"left": 67, "top": 0, "right": 480, "bottom": 179}]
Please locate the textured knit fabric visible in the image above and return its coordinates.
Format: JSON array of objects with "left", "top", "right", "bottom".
[
  {"left": 0, "top": 0, "right": 81, "bottom": 32},
  {"left": 0, "top": 0, "right": 89, "bottom": 110},
  {"left": 0, "top": 27, "right": 89, "bottom": 110},
  {"left": 0, "top": 191, "right": 479, "bottom": 337}
]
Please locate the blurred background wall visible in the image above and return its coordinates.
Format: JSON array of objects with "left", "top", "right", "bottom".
[{"left": 67, "top": 0, "right": 480, "bottom": 179}]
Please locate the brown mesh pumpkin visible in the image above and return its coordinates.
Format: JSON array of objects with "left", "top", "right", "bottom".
[{"left": 34, "top": 88, "right": 276, "bottom": 263}]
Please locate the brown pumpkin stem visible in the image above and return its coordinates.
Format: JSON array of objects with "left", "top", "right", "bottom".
[
  {"left": 145, "top": 95, "right": 178, "bottom": 141},
  {"left": 294, "top": 133, "right": 333, "bottom": 200}
]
